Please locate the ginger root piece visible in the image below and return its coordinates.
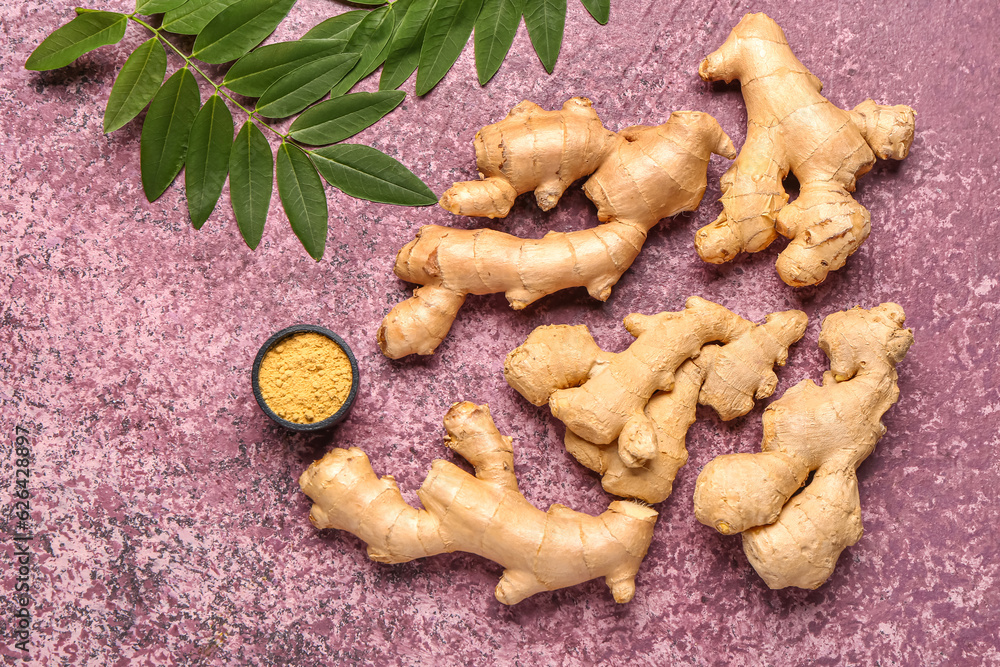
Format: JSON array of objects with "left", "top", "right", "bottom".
[
  {"left": 693, "top": 304, "right": 914, "bottom": 589},
  {"left": 505, "top": 297, "right": 807, "bottom": 503},
  {"left": 438, "top": 98, "right": 619, "bottom": 218},
  {"left": 564, "top": 358, "right": 707, "bottom": 504},
  {"left": 378, "top": 99, "right": 735, "bottom": 358},
  {"left": 695, "top": 13, "right": 916, "bottom": 286},
  {"left": 300, "top": 402, "right": 658, "bottom": 605},
  {"left": 694, "top": 310, "right": 808, "bottom": 421}
]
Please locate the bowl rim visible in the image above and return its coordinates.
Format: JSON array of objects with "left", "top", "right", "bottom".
[{"left": 251, "top": 324, "right": 360, "bottom": 432}]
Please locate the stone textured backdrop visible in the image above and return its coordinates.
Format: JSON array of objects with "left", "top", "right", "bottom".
[{"left": 2, "top": 0, "right": 998, "bottom": 664}]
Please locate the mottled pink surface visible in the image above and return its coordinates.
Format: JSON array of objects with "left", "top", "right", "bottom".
[{"left": 2, "top": 0, "right": 998, "bottom": 664}]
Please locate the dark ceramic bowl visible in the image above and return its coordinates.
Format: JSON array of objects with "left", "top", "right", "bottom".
[{"left": 251, "top": 324, "right": 359, "bottom": 432}]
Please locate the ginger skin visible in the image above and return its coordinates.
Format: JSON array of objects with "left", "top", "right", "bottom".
[
  {"left": 693, "top": 304, "right": 914, "bottom": 589},
  {"left": 695, "top": 13, "right": 916, "bottom": 286},
  {"left": 563, "top": 359, "right": 706, "bottom": 504},
  {"left": 438, "top": 98, "right": 619, "bottom": 218},
  {"left": 299, "top": 402, "right": 658, "bottom": 604},
  {"left": 378, "top": 99, "right": 735, "bottom": 359},
  {"left": 505, "top": 297, "right": 808, "bottom": 503}
]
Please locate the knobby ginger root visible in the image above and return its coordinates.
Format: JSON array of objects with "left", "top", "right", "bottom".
[
  {"left": 299, "top": 402, "right": 658, "bottom": 604},
  {"left": 563, "top": 359, "right": 706, "bottom": 504},
  {"left": 378, "top": 99, "right": 735, "bottom": 358},
  {"left": 505, "top": 297, "right": 807, "bottom": 503},
  {"left": 693, "top": 304, "right": 914, "bottom": 589},
  {"left": 438, "top": 98, "right": 618, "bottom": 218},
  {"left": 695, "top": 13, "right": 916, "bottom": 286}
]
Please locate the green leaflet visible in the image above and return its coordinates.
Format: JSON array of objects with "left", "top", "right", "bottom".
[
  {"left": 277, "top": 143, "right": 328, "bottom": 261},
  {"left": 256, "top": 52, "right": 360, "bottom": 119},
  {"left": 229, "top": 121, "right": 273, "bottom": 250},
  {"left": 140, "top": 68, "right": 201, "bottom": 202},
  {"left": 474, "top": 0, "right": 524, "bottom": 85},
  {"left": 329, "top": 5, "right": 397, "bottom": 97},
  {"left": 343, "top": 6, "right": 392, "bottom": 54},
  {"left": 379, "top": 0, "right": 434, "bottom": 91},
  {"left": 289, "top": 91, "right": 405, "bottom": 145},
  {"left": 579, "top": 0, "right": 609, "bottom": 24},
  {"left": 415, "top": 0, "right": 484, "bottom": 96},
  {"left": 103, "top": 37, "right": 167, "bottom": 133},
  {"left": 136, "top": 0, "right": 189, "bottom": 14},
  {"left": 185, "top": 95, "right": 234, "bottom": 228},
  {"left": 223, "top": 39, "right": 348, "bottom": 98},
  {"left": 346, "top": 0, "right": 388, "bottom": 4},
  {"left": 191, "top": 0, "right": 296, "bottom": 64},
  {"left": 310, "top": 144, "right": 436, "bottom": 206},
  {"left": 523, "top": 0, "right": 565, "bottom": 73},
  {"left": 302, "top": 10, "right": 369, "bottom": 40},
  {"left": 161, "top": 0, "right": 242, "bottom": 35},
  {"left": 25, "top": 10, "right": 127, "bottom": 71}
]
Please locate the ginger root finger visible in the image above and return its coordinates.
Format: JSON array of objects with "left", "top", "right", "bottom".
[
  {"left": 693, "top": 303, "right": 914, "bottom": 589},
  {"left": 440, "top": 98, "right": 619, "bottom": 217},
  {"left": 380, "top": 100, "right": 734, "bottom": 359},
  {"left": 742, "top": 468, "right": 864, "bottom": 590},
  {"left": 695, "top": 13, "right": 915, "bottom": 285},
  {"left": 563, "top": 359, "right": 705, "bottom": 504},
  {"left": 300, "top": 402, "right": 658, "bottom": 604},
  {"left": 504, "top": 324, "right": 611, "bottom": 406},
  {"left": 695, "top": 309, "right": 809, "bottom": 420},
  {"left": 506, "top": 298, "right": 807, "bottom": 501},
  {"left": 377, "top": 284, "right": 466, "bottom": 359},
  {"left": 583, "top": 112, "right": 736, "bottom": 228},
  {"left": 546, "top": 298, "right": 754, "bottom": 449}
]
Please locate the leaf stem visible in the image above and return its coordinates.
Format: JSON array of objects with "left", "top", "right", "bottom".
[{"left": 127, "top": 14, "right": 289, "bottom": 140}]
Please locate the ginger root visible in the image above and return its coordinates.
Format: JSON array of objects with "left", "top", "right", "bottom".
[
  {"left": 378, "top": 99, "right": 735, "bottom": 358},
  {"left": 299, "top": 401, "right": 658, "bottom": 604},
  {"left": 563, "top": 358, "right": 706, "bottom": 504},
  {"left": 505, "top": 297, "right": 808, "bottom": 503},
  {"left": 693, "top": 303, "right": 914, "bottom": 589},
  {"left": 695, "top": 13, "right": 916, "bottom": 286},
  {"left": 438, "top": 98, "right": 618, "bottom": 218}
]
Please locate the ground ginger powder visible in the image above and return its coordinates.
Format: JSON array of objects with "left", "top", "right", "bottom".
[{"left": 258, "top": 333, "right": 352, "bottom": 424}]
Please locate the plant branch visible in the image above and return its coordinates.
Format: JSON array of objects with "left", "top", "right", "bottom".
[{"left": 128, "top": 14, "right": 289, "bottom": 140}]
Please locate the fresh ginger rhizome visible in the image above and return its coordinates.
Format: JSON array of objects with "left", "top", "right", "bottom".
[{"left": 300, "top": 11, "right": 917, "bottom": 603}]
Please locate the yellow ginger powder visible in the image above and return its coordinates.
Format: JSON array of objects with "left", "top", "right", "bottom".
[{"left": 258, "top": 333, "right": 352, "bottom": 424}]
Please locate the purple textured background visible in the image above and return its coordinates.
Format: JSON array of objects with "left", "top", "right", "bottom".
[{"left": 2, "top": 0, "right": 998, "bottom": 664}]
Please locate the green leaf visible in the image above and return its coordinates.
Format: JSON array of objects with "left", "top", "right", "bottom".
[
  {"left": 415, "top": 0, "right": 483, "bottom": 96},
  {"left": 25, "top": 10, "right": 127, "bottom": 71},
  {"left": 523, "top": 0, "right": 565, "bottom": 73},
  {"left": 311, "top": 144, "right": 436, "bottom": 206},
  {"left": 103, "top": 37, "right": 167, "bottom": 133},
  {"left": 140, "top": 68, "right": 201, "bottom": 202},
  {"left": 161, "top": 0, "right": 241, "bottom": 35},
  {"left": 302, "top": 10, "right": 369, "bottom": 40},
  {"left": 277, "top": 143, "right": 328, "bottom": 261},
  {"left": 474, "top": 0, "right": 523, "bottom": 85},
  {"left": 579, "top": 0, "right": 609, "bottom": 24},
  {"left": 191, "top": 0, "right": 295, "bottom": 64},
  {"left": 136, "top": 0, "right": 188, "bottom": 14},
  {"left": 255, "top": 52, "right": 360, "bottom": 119},
  {"left": 223, "top": 39, "right": 347, "bottom": 97},
  {"left": 346, "top": 0, "right": 388, "bottom": 4},
  {"left": 328, "top": 5, "right": 396, "bottom": 97},
  {"left": 289, "top": 91, "right": 405, "bottom": 145},
  {"left": 229, "top": 121, "right": 273, "bottom": 249},
  {"left": 185, "top": 95, "right": 234, "bottom": 228},
  {"left": 342, "top": 6, "right": 392, "bottom": 55},
  {"left": 379, "top": 0, "right": 434, "bottom": 90}
]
